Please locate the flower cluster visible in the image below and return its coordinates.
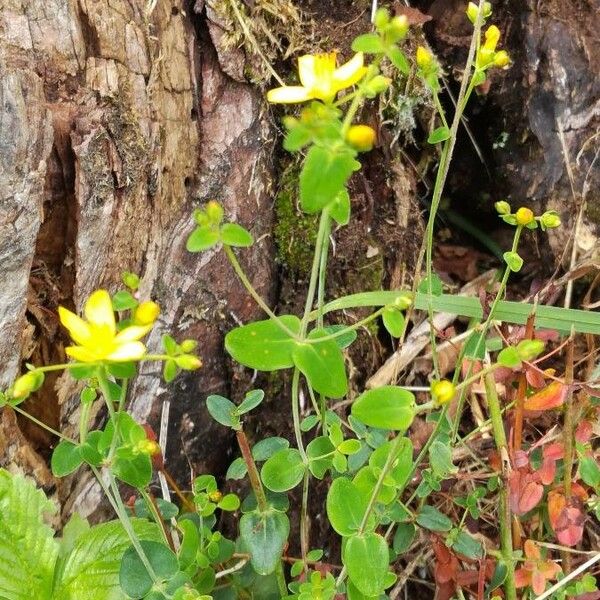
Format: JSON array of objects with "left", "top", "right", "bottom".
[{"left": 495, "top": 201, "right": 561, "bottom": 231}]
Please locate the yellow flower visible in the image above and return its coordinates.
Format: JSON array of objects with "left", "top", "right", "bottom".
[
  {"left": 346, "top": 124, "right": 377, "bottom": 151},
  {"left": 267, "top": 52, "right": 367, "bottom": 104},
  {"left": 416, "top": 46, "right": 433, "bottom": 69},
  {"left": 59, "top": 290, "right": 151, "bottom": 363},
  {"left": 134, "top": 301, "right": 160, "bottom": 326},
  {"left": 483, "top": 25, "right": 501, "bottom": 51},
  {"left": 494, "top": 50, "right": 511, "bottom": 68},
  {"left": 515, "top": 207, "right": 535, "bottom": 226},
  {"left": 431, "top": 380, "right": 456, "bottom": 406}
]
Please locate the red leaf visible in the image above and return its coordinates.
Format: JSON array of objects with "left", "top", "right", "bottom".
[
  {"left": 525, "top": 366, "right": 547, "bottom": 389},
  {"left": 576, "top": 420, "right": 593, "bottom": 444},
  {"left": 555, "top": 504, "right": 585, "bottom": 547},
  {"left": 538, "top": 456, "right": 557, "bottom": 485},
  {"left": 524, "top": 382, "right": 567, "bottom": 411},
  {"left": 509, "top": 470, "right": 544, "bottom": 515},
  {"left": 543, "top": 443, "right": 564, "bottom": 461}
]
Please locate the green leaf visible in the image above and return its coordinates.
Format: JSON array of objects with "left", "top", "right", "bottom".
[
  {"left": 386, "top": 46, "right": 410, "bottom": 74},
  {"left": 235, "top": 389, "right": 264, "bottom": 415},
  {"left": 53, "top": 519, "right": 161, "bottom": 599},
  {"left": 51, "top": 441, "right": 83, "bottom": 477},
  {"left": 307, "top": 436, "right": 336, "bottom": 479},
  {"left": 218, "top": 493, "right": 240, "bottom": 511},
  {"left": 0, "top": 470, "right": 59, "bottom": 600},
  {"left": 240, "top": 509, "right": 289, "bottom": 575},
  {"left": 292, "top": 328, "right": 348, "bottom": 398},
  {"left": 368, "top": 438, "right": 413, "bottom": 489},
  {"left": 393, "top": 523, "right": 416, "bottom": 555},
  {"left": 163, "top": 359, "right": 177, "bottom": 382},
  {"left": 107, "top": 361, "right": 137, "bottom": 379},
  {"left": 225, "top": 316, "right": 301, "bottom": 371},
  {"left": 220, "top": 223, "right": 254, "bottom": 247},
  {"left": 338, "top": 439, "right": 362, "bottom": 455},
  {"left": 113, "top": 452, "right": 152, "bottom": 489},
  {"left": 382, "top": 307, "right": 405, "bottom": 338},
  {"left": 186, "top": 226, "right": 220, "bottom": 252},
  {"left": 226, "top": 457, "right": 247, "bottom": 480},
  {"left": 427, "top": 126, "right": 451, "bottom": 144},
  {"left": 351, "top": 386, "right": 415, "bottom": 430},
  {"left": 326, "top": 477, "right": 369, "bottom": 536},
  {"left": 351, "top": 33, "right": 384, "bottom": 53},
  {"left": 503, "top": 251, "right": 523, "bottom": 272},
  {"left": 177, "top": 520, "right": 199, "bottom": 571},
  {"left": 450, "top": 530, "right": 483, "bottom": 559},
  {"left": 580, "top": 456, "right": 600, "bottom": 488},
  {"left": 344, "top": 533, "right": 389, "bottom": 597},
  {"left": 464, "top": 330, "right": 487, "bottom": 360},
  {"left": 252, "top": 437, "right": 290, "bottom": 462},
  {"left": 300, "top": 145, "right": 360, "bottom": 213},
  {"left": 329, "top": 190, "right": 351, "bottom": 226},
  {"left": 323, "top": 324, "right": 357, "bottom": 349},
  {"left": 119, "top": 540, "right": 178, "bottom": 598},
  {"left": 497, "top": 346, "right": 522, "bottom": 369},
  {"left": 418, "top": 273, "right": 443, "bottom": 296},
  {"left": 429, "top": 440, "right": 458, "bottom": 478},
  {"left": 261, "top": 448, "right": 306, "bottom": 492},
  {"left": 206, "top": 395, "right": 237, "bottom": 428},
  {"left": 416, "top": 505, "right": 453, "bottom": 532},
  {"left": 472, "top": 70, "right": 486, "bottom": 86},
  {"left": 112, "top": 290, "right": 138, "bottom": 311}
]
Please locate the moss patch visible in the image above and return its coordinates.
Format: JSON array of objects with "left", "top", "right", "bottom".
[{"left": 274, "top": 162, "right": 318, "bottom": 275}]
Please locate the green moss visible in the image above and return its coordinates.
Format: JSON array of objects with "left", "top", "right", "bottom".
[
  {"left": 274, "top": 163, "right": 318, "bottom": 274},
  {"left": 585, "top": 193, "right": 600, "bottom": 225}
]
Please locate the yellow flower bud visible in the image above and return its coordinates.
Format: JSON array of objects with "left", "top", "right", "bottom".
[
  {"left": 494, "top": 50, "right": 511, "bottom": 68},
  {"left": 122, "top": 271, "right": 140, "bottom": 290},
  {"left": 416, "top": 46, "right": 433, "bottom": 69},
  {"left": 134, "top": 301, "right": 160, "bottom": 325},
  {"left": 476, "top": 47, "right": 495, "bottom": 68},
  {"left": 466, "top": 1, "right": 492, "bottom": 24},
  {"left": 134, "top": 439, "right": 161, "bottom": 456},
  {"left": 346, "top": 125, "right": 377, "bottom": 152},
  {"left": 390, "top": 15, "right": 409, "bottom": 38},
  {"left": 205, "top": 201, "right": 224, "bottom": 224},
  {"left": 515, "top": 207, "right": 535, "bottom": 226},
  {"left": 208, "top": 490, "right": 223, "bottom": 503},
  {"left": 483, "top": 25, "right": 501, "bottom": 51},
  {"left": 495, "top": 200, "right": 511, "bottom": 215},
  {"left": 431, "top": 380, "right": 456, "bottom": 406},
  {"left": 180, "top": 339, "right": 198, "bottom": 353},
  {"left": 12, "top": 372, "right": 42, "bottom": 400},
  {"left": 540, "top": 211, "right": 561, "bottom": 229},
  {"left": 175, "top": 355, "right": 202, "bottom": 370}
]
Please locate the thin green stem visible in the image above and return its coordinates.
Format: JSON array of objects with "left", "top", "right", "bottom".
[
  {"left": 11, "top": 405, "right": 77, "bottom": 444},
  {"left": 302, "top": 307, "right": 385, "bottom": 343},
  {"left": 484, "top": 371, "right": 516, "bottom": 600},
  {"left": 140, "top": 489, "right": 173, "bottom": 549},
  {"left": 223, "top": 245, "right": 299, "bottom": 339},
  {"left": 300, "top": 472, "right": 310, "bottom": 561},
  {"left": 317, "top": 216, "right": 331, "bottom": 330}
]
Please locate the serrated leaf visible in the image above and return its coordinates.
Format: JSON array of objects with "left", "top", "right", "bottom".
[
  {"left": 225, "top": 316, "right": 301, "bottom": 371},
  {"left": 53, "top": 519, "right": 161, "bottom": 600},
  {"left": 0, "top": 469, "right": 59, "bottom": 600}
]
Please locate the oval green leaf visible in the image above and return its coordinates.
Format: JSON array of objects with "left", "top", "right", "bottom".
[
  {"left": 51, "top": 441, "right": 83, "bottom": 477},
  {"left": 220, "top": 223, "right": 254, "bottom": 247},
  {"left": 261, "top": 448, "right": 306, "bottom": 492},
  {"left": 326, "top": 477, "right": 369, "bottom": 536},
  {"left": 239, "top": 510, "right": 290, "bottom": 575},
  {"left": 351, "top": 386, "right": 415, "bottom": 430},
  {"left": 343, "top": 532, "right": 389, "bottom": 597}
]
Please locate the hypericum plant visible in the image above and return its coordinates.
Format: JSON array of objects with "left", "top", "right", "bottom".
[{"left": 4, "top": 3, "right": 600, "bottom": 600}]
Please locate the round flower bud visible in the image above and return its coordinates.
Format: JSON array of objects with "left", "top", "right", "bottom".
[
  {"left": 12, "top": 371, "right": 43, "bottom": 400},
  {"left": 494, "top": 50, "right": 511, "bottom": 68},
  {"left": 516, "top": 339, "right": 545, "bottom": 361},
  {"left": 193, "top": 209, "right": 210, "bottom": 227},
  {"left": 180, "top": 339, "right": 198, "bottom": 353},
  {"left": 205, "top": 201, "right": 224, "bottom": 224},
  {"left": 431, "top": 380, "right": 456, "bottom": 406},
  {"left": 175, "top": 355, "right": 202, "bottom": 370},
  {"left": 134, "top": 300, "right": 160, "bottom": 325},
  {"left": 208, "top": 490, "right": 223, "bottom": 503},
  {"left": 416, "top": 46, "right": 433, "bottom": 69},
  {"left": 540, "top": 211, "right": 561, "bottom": 229},
  {"left": 495, "top": 200, "right": 511, "bottom": 215},
  {"left": 374, "top": 7, "right": 390, "bottom": 29},
  {"left": 466, "top": 1, "right": 492, "bottom": 24},
  {"left": 134, "top": 439, "right": 161, "bottom": 456},
  {"left": 515, "top": 207, "right": 535, "bottom": 226},
  {"left": 122, "top": 271, "right": 140, "bottom": 290},
  {"left": 346, "top": 125, "right": 377, "bottom": 152},
  {"left": 389, "top": 15, "right": 409, "bottom": 38}
]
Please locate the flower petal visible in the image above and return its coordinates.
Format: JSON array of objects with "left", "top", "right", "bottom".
[
  {"left": 107, "top": 341, "right": 146, "bottom": 361},
  {"left": 58, "top": 307, "right": 92, "bottom": 345},
  {"left": 65, "top": 345, "right": 100, "bottom": 362},
  {"left": 266, "top": 86, "right": 313, "bottom": 104},
  {"left": 115, "top": 324, "right": 152, "bottom": 343},
  {"left": 333, "top": 52, "right": 367, "bottom": 89},
  {"left": 298, "top": 54, "right": 318, "bottom": 89},
  {"left": 84, "top": 290, "right": 116, "bottom": 333}
]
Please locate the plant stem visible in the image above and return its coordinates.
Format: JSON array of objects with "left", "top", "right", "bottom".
[
  {"left": 235, "top": 428, "right": 288, "bottom": 597},
  {"left": 11, "top": 405, "right": 77, "bottom": 444},
  {"left": 484, "top": 371, "right": 516, "bottom": 600},
  {"left": 562, "top": 334, "right": 575, "bottom": 574},
  {"left": 291, "top": 368, "right": 307, "bottom": 463},
  {"left": 140, "top": 488, "right": 175, "bottom": 551},
  {"left": 224, "top": 245, "right": 299, "bottom": 339},
  {"left": 300, "top": 472, "right": 310, "bottom": 561}
]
